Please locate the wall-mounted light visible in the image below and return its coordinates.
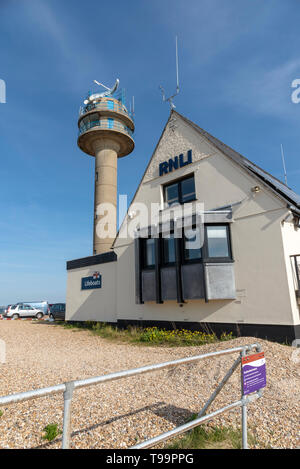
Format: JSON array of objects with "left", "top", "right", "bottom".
[
  {"left": 251, "top": 186, "right": 261, "bottom": 193},
  {"left": 128, "top": 211, "right": 137, "bottom": 220}
]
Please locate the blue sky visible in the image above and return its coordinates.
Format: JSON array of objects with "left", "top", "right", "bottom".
[{"left": 0, "top": 0, "right": 300, "bottom": 304}]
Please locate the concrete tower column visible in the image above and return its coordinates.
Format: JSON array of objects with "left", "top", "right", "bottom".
[{"left": 93, "top": 139, "right": 120, "bottom": 254}]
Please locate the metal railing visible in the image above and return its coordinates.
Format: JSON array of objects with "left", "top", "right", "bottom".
[
  {"left": 78, "top": 119, "right": 133, "bottom": 138},
  {"left": 290, "top": 255, "right": 300, "bottom": 296},
  {"left": 0, "top": 343, "right": 263, "bottom": 449},
  {"left": 79, "top": 100, "right": 134, "bottom": 120}
]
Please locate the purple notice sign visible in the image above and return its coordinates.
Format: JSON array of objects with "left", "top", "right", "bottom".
[{"left": 242, "top": 352, "right": 266, "bottom": 395}]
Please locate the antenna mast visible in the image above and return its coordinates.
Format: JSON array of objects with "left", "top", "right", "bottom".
[
  {"left": 160, "top": 36, "right": 180, "bottom": 109},
  {"left": 280, "top": 143, "right": 288, "bottom": 186}
]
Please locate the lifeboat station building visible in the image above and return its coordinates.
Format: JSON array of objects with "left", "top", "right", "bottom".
[{"left": 66, "top": 111, "right": 300, "bottom": 343}]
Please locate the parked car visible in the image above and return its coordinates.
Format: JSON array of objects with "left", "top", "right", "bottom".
[
  {"left": 5, "top": 303, "right": 44, "bottom": 319},
  {"left": 4, "top": 305, "right": 12, "bottom": 316},
  {"left": 22, "top": 301, "right": 49, "bottom": 315},
  {"left": 49, "top": 303, "right": 65, "bottom": 321}
]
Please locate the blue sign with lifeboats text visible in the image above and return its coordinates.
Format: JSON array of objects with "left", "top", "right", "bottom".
[{"left": 81, "top": 272, "right": 102, "bottom": 290}]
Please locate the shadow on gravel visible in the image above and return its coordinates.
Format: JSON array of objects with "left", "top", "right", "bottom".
[{"left": 32, "top": 401, "right": 193, "bottom": 449}]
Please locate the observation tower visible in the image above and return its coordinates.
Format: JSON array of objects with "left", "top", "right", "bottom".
[{"left": 77, "top": 79, "right": 135, "bottom": 254}]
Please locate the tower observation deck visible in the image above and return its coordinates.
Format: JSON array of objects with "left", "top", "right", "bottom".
[{"left": 77, "top": 80, "right": 135, "bottom": 255}]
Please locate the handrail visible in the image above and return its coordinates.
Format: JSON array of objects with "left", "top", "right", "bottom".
[
  {"left": 78, "top": 120, "right": 133, "bottom": 138},
  {"left": 79, "top": 100, "right": 134, "bottom": 120},
  {"left": 0, "top": 342, "right": 262, "bottom": 449}
]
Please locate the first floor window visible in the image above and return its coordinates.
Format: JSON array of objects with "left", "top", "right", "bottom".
[
  {"left": 164, "top": 174, "right": 196, "bottom": 207},
  {"left": 162, "top": 234, "right": 176, "bottom": 264},
  {"left": 141, "top": 224, "right": 232, "bottom": 269},
  {"left": 184, "top": 227, "right": 202, "bottom": 261},
  {"left": 143, "top": 238, "right": 155, "bottom": 268},
  {"left": 206, "top": 225, "right": 230, "bottom": 259}
]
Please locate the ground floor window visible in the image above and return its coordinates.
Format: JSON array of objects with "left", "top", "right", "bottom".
[{"left": 136, "top": 223, "right": 234, "bottom": 304}]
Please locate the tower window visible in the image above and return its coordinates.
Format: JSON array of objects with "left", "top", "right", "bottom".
[
  {"left": 107, "top": 118, "right": 114, "bottom": 129},
  {"left": 164, "top": 175, "right": 196, "bottom": 207},
  {"left": 107, "top": 100, "right": 114, "bottom": 110}
]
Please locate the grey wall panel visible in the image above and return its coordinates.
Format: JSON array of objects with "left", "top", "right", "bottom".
[
  {"left": 134, "top": 238, "right": 142, "bottom": 304},
  {"left": 142, "top": 270, "right": 156, "bottom": 302},
  {"left": 181, "top": 264, "right": 205, "bottom": 300},
  {"left": 161, "top": 267, "right": 177, "bottom": 300},
  {"left": 67, "top": 251, "right": 117, "bottom": 270},
  {"left": 205, "top": 263, "right": 236, "bottom": 300}
]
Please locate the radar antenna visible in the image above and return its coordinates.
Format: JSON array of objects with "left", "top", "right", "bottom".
[
  {"left": 280, "top": 144, "right": 288, "bottom": 186},
  {"left": 159, "top": 36, "right": 180, "bottom": 109},
  {"left": 83, "top": 78, "right": 120, "bottom": 105}
]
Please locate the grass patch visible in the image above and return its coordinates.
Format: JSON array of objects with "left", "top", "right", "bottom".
[
  {"left": 0, "top": 410, "right": 3, "bottom": 417},
  {"left": 57, "top": 321, "right": 234, "bottom": 347},
  {"left": 165, "top": 418, "right": 256, "bottom": 449},
  {"left": 42, "top": 423, "right": 62, "bottom": 441}
]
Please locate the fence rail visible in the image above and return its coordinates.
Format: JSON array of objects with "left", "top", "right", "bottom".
[{"left": 0, "top": 343, "right": 263, "bottom": 449}]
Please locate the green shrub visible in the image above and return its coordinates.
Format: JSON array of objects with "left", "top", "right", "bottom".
[
  {"left": 166, "top": 420, "right": 253, "bottom": 449},
  {"left": 42, "top": 423, "right": 62, "bottom": 441},
  {"left": 138, "top": 327, "right": 233, "bottom": 346},
  {"left": 58, "top": 321, "right": 234, "bottom": 347}
]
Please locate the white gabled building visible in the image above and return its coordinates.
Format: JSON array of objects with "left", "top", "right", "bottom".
[{"left": 66, "top": 111, "right": 300, "bottom": 343}]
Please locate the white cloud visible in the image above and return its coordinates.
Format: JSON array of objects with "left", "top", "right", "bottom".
[
  {"left": 20, "top": 0, "right": 110, "bottom": 90},
  {"left": 220, "top": 58, "right": 300, "bottom": 119}
]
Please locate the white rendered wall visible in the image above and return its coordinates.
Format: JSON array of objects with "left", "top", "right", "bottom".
[
  {"left": 281, "top": 220, "right": 300, "bottom": 326},
  {"left": 66, "top": 262, "right": 117, "bottom": 322}
]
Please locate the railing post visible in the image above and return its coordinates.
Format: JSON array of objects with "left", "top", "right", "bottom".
[
  {"left": 198, "top": 355, "right": 241, "bottom": 418},
  {"left": 240, "top": 348, "right": 248, "bottom": 449},
  {"left": 62, "top": 381, "right": 74, "bottom": 449}
]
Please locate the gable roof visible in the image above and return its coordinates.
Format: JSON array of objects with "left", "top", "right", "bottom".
[
  {"left": 175, "top": 110, "right": 300, "bottom": 211},
  {"left": 113, "top": 110, "right": 300, "bottom": 248}
]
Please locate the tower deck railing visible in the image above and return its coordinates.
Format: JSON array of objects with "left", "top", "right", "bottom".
[
  {"left": 79, "top": 100, "right": 134, "bottom": 120},
  {"left": 78, "top": 120, "right": 133, "bottom": 138}
]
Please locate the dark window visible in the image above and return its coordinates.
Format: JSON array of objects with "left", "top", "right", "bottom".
[
  {"left": 206, "top": 225, "right": 231, "bottom": 260},
  {"left": 164, "top": 175, "right": 195, "bottom": 207},
  {"left": 183, "top": 227, "right": 202, "bottom": 261},
  {"left": 143, "top": 238, "right": 156, "bottom": 268},
  {"left": 162, "top": 234, "right": 176, "bottom": 265},
  {"left": 141, "top": 224, "right": 232, "bottom": 269},
  {"left": 165, "top": 183, "right": 179, "bottom": 206}
]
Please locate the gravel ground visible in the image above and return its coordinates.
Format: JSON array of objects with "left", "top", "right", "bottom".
[{"left": 0, "top": 321, "right": 299, "bottom": 449}]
